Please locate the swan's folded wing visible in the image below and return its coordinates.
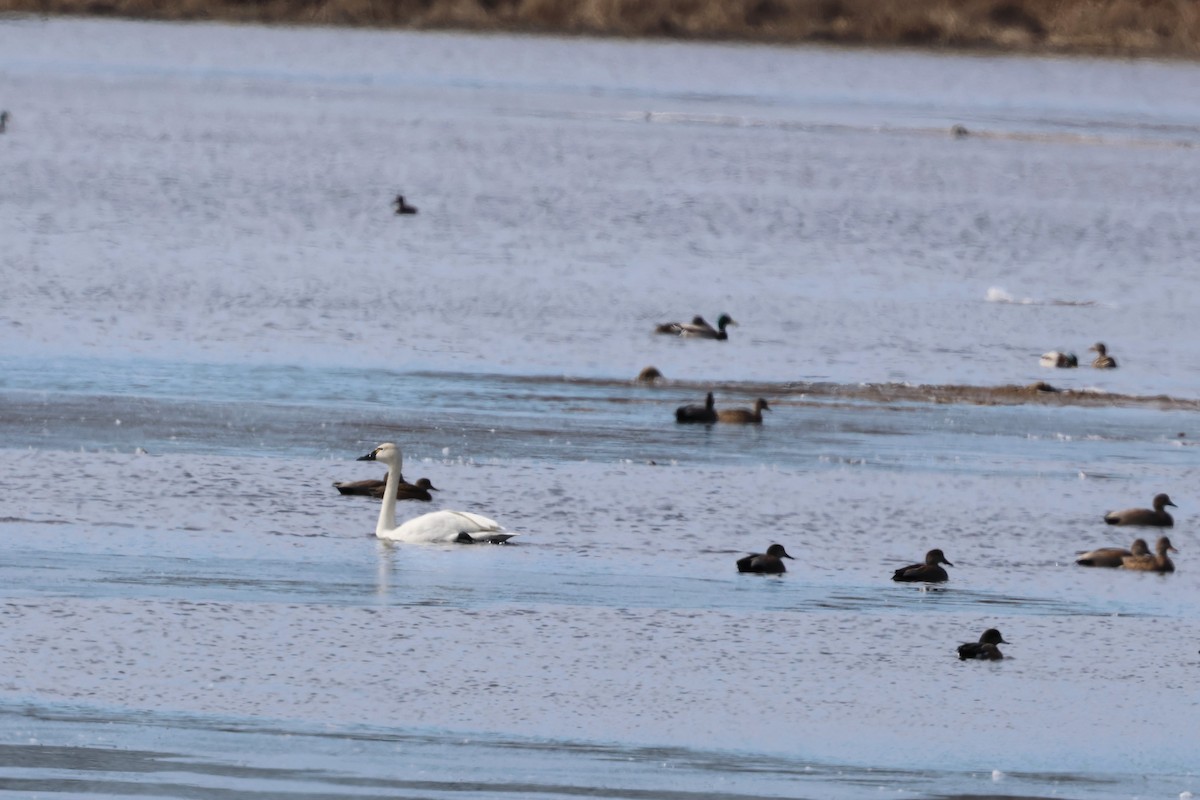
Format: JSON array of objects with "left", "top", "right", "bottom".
[
  {"left": 448, "top": 511, "right": 518, "bottom": 544},
  {"left": 445, "top": 510, "right": 503, "bottom": 531}
]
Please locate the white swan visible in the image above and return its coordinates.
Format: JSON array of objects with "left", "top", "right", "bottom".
[{"left": 356, "top": 442, "right": 516, "bottom": 544}]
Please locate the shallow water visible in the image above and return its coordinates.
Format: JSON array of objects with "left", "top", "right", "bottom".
[{"left": 2, "top": 16, "right": 1200, "bottom": 800}]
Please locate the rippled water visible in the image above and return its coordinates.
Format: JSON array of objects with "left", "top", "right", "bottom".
[{"left": 2, "top": 16, "right": 1199, "bottom": 800}]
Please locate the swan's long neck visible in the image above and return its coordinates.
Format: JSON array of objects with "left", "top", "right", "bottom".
[{"left": 377, "top": 459, "right": 401, "bottom": 536}]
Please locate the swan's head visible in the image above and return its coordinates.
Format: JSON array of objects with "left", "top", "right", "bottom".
[{"left": 358, "top": 442, "right": 400, "bottom": 467}]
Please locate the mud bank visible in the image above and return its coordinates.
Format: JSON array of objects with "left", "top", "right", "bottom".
[{"left": 6, "top": 0, "right": 1200, "bottom": 59}]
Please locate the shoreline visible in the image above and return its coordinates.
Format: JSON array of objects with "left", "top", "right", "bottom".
[{"left": 5, "top": 0, "right": 1200, "bottom": 60}]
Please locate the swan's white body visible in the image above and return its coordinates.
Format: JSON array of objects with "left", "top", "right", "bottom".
[{"left": 358, "top": 443, "right": 515, "bottom": 544}]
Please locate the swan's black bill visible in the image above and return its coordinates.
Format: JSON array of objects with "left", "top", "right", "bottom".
[{"left": 357, "top": 449, "right": 378, "bottom": 461}]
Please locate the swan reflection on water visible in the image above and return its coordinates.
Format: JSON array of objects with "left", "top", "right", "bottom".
[{"left": 375, "top": 540, "right": 395, "bottom": 598}]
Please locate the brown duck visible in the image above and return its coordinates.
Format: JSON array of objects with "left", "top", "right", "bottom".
[
  {"left": 1103, "top": 493, "right": 1176, "bottom": 527},
  {"left": 334, "top": 473, "right": 438, "bottom": 501},
  {"left": 1076, "top": 538, "right": 1150, "bottom": 567},
  {"left": 717, "top": 398, "right": 770, "bottom": 424},
  {"left": 736, "top": 544, "right": 794, "bottom": 574},
  {"left": 1089, "top": 342, "right": 1117, "bottom": 368},
  {"left": 636, "top": 366, "right": 664, "bottom": 384},
  {"left": 892, "top": 549, "right": 953, "bottom": 583},
  {"left": 1121, "top": 536, "right": 1177, "bottom": 573}
]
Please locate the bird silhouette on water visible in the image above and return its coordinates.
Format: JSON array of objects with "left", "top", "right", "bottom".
[
  {"left": 892, "top": 549, "right": 953, "bottom": 583},
  {"left": 957, "top": 628, "right": 1008, "bottom": 660},
  {"left": 393, "top": 194, "right": 418, "bottom": 215},
  {"left": 736, "top": 544, "right": 794, "bottom": 574},
  {"left": 675, "top": 392, "right": 717, "bottom": 424}
]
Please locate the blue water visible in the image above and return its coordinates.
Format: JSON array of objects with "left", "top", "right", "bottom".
[{"left": 2, "top": 16, "right": 1200, "bottom": 800}]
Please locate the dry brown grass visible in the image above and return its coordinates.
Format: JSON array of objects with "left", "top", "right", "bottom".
[{"left": 4, "top": 0, "right": 1200, "bottom": 57}]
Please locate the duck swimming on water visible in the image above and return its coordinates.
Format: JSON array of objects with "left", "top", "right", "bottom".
[
  {"left": 656, "top": 315, "right": 707, "bottom": 335},
  {"left": 675, "top": 392, "right": 717, "bottom": 424},
  {"left": 357, "top": 443, "right": 514, "bottom": 543},
  {"left": 1121, "top": 536, "right": 1177, "bottom": 573},
  {"left": 1089, "top": 342, "right": 1117, "bottom": 368},
  {"left": 655, "top": 313, "right": 736, "bottom": 340},
  {"left": 1103, "top": 493, "right": 1176, "bottom": 527},
  {"left": 892, "top": 549, "right": 953, "bottom": 583},
  {"left": 334, "top": 474, "right": 439, "bottom": 501},
  {"left": 974, "top": 643, "right": 1004, "bottom": 660},
  {"left": 636, "top": 366, "right": 664, "bottom": 384},
  {"left": 717, "top": 398, "right": 770, "bottom": 424},
  {"left": 736, "top": 543, "right": 794, "bottom": 574},
  {"left": 1040, "top": 351, "right": 1078, "bottom": 368},
  {"left": 393, "top": 194, "right": 418, "bottom": 215},
  {"left": 369, "top": 476, "right": 437, "bottom": 501},
  {"left": 957, "top": 628, "right": 1008, "bottom": 660},
  {"left": 1076, "top": 538, "right": 1149, "bottom": 567}
]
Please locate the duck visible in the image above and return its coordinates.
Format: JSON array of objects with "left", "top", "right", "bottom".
[
  {"left": 1121, "top": 536, "right": 1177, "bottom": 573},
  {"left": 369, "top": 477, "right": 437, "bottom": 501},
  {"left": 656, "top": 315, "right": 709, "bottom": 335},
  {"left": 975, "top": 643, "right": 1004, "bottom": 660},
  {"left": 717, "top": 398, "right": 770, "bottom": 424},
  {"left": 1089, "top": 342, "right": 1117, "bottom": 368},
  {"left": 1104, "top": 493, "right": 1176, "bottom": 526},
  {"left": 1076, "top": 538, "right": 1150, "bottom": 567},
  {"left": 675, "top": 392, "right": 717, "bottom": 424},
  {"left": 958, "top": 628, "right": 1008, "bottom": 660},
  {"left": 393, "top": 194, "right": 418, "bottom": 215},
  {"left": 655, "top": 313, "right": 737, "bottom": 340},
  {"left": 736, "top": 543, "right": 794, "bottom": 574},
  {"left": 333, "top": 473, "right": 438, "bottom": 501},
  {"left": 892, "top": 549, "right": 953, "bottom": 583},
  {"left": 1039, "top": 351, "right": 1078, "bottom": 368},
  {"left": 356, "top": 443, "right": 514, "bottom": 543},
  {"left": 636, "top": 366, "right": 664, "bottom": 384}
]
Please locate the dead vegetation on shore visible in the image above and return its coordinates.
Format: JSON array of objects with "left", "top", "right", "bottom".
[{"left": 6, "top": 0, "right": 1200, "bottom": 58}]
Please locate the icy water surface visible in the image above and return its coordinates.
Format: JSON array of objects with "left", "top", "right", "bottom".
[{"left": 2, "top": 16, "right": 1200, "bottom": 800}]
